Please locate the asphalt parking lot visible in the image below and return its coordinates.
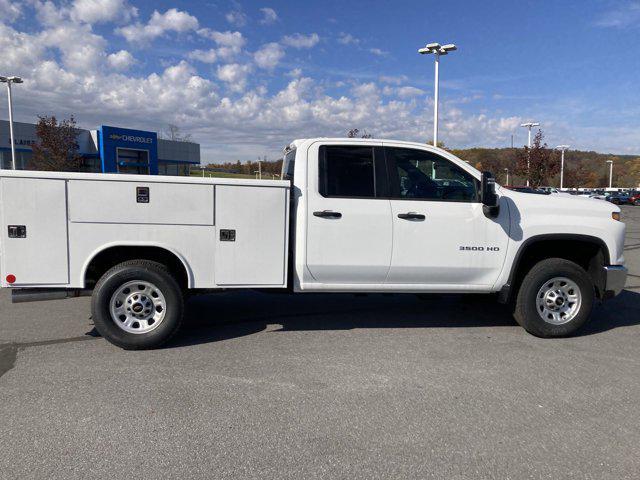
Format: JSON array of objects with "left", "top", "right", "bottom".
[{"left": 1, "top": 206, "right": 639, "bottom": 479}]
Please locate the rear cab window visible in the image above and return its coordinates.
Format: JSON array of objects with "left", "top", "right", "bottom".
[{"left": 318, "top": 145, "right": 387, "bottom": 198}]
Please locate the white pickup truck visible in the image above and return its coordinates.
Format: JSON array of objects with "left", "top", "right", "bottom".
[{"left": 0, "top": 138, "right": 627, "bottom": 349}]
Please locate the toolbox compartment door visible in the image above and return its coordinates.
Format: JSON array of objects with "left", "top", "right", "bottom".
[
  {"left": 214, "top": 185, "right": 288, "bottom": 286},
  {"left": 1, "top": 178, "right": 69, "bottom": 285}
]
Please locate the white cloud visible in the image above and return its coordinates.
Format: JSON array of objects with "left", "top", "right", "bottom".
[
  {"left": 225, "top": 9, "right": 247, "bottom": 27},
  {"left": 287, "top": 68, "right": 303, "bottom": 78},
  {"left": 117, "top": 8, "right": 199, "bottom": 43},
  {"left": 337, "top": 33, "right": 359, "bottom": 45},
  {"left": 38, "top": 23, "right": 108, "bottom": 72},
  {"left": 396, "top": 86, "right": 425, "bottom": 98},
  {"left": 282, "top": 33, "right": 319, "bottom": 49},
  {"left": 216, "top": 63, "right": 252, "bottom": 92},
  {"left": 254, "top": 42, "right": 285, "bottom": 69},
  {"left": 0, "top": 0, "right": 22, "bottom": 22},
  {"left": 197, "top": 29, "right": 246, "bottom": 60},
  {"left": 369, "top": 48, "right": 388, "bottom": 56},
  {"left": 379, "top": 75, "right": 408, "bottom": 85},
  {"left": 259, "top": 7, "right": 278, "bottom": 25},
  {"left": 595, "top": 2, "right": 640, "bottom": 28},
  {"left": 187, "top": 49, "right": 218, "bottom": 64},
  {"left": 107, "top": 50, "right": 135, "bottom": 70},
  {"left": 70, "top": 0, "right": 138, "bottom": 24}
]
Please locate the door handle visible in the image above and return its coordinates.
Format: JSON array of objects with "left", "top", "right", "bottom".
[
  {"left": 397, "top": 212, "right": 425, "bottom": 221},
  {"left": 313, "top": 210, "right": 342, "bottom": 219}
]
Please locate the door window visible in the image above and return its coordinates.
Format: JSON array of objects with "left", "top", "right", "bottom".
[
  {"left": 319, "top": 146, "right": 376, "bottom": 198},
  {"left": 386, "top": 147, "right": 478, "bottom": 202}
]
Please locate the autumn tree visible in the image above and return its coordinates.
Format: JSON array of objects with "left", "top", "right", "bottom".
[
  {"left": 30, "top": 115, "right": 82, "bottom": 172},
  {"left": 514, "top": 130, "right": 559, "bottom": 188}
]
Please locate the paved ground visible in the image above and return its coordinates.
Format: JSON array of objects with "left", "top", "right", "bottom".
[{"left": 0, "top": 206, "right": 639, "bottom": 479}]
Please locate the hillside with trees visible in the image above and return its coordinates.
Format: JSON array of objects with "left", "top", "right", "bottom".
[{"left": 203, "top": 137, "right": 640, "bottom": 188}]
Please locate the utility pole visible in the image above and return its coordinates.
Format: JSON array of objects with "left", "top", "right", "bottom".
[
  {"left": 520, "top": 122, "right": 540, "bottom": 187},
  {"left": 258, "top": 156, "right": 262, "bottom": 180},
  {"left": 504, "top": 168, "right": 510, "bottom": 185},
  {"left": 0, "top": 76, "right": 24, "bottom": 170},
  {"left": 606, "top": 160, "right": 613, "bottom": 189},
  {"left": 556, "top": 145, "right": 570, "bottom": 190},
  {"left": 418, "top": 42, "right": 457, "bottom": 147}
]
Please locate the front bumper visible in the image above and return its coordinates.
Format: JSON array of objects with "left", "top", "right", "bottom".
[{"left": 603, "top": 265, "right": 628, "bottom": 298}]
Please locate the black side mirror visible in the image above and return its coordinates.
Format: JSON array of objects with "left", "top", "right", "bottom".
[{"left": 481, "top": 171, "right": 499, "bottom": 217}]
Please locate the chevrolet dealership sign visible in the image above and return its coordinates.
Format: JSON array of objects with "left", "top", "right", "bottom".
[{"left": 108, "top": 133, "right": 153, "bottom": 144}]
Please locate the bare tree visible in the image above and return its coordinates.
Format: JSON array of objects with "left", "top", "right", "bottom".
[
  {"left": 347, "top": 128, "right": 373, "bottom": 139},
  {"left": 159, "top": 124, "right": 193, "bottom": 142},
  {"left": 30, "top": 115, "right": 82, "bottom": 172}
]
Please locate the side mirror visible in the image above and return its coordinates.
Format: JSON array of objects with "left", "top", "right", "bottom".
[{"left": 480, "top": 171, "right": 499, "bottom": 217}]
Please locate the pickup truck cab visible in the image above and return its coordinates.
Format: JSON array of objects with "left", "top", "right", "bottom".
[{"left": 0, "top": 138, "right": 628, "bottom": 349}]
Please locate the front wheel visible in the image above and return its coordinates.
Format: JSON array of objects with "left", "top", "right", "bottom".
[
  {"left": 91, "top": 260, "right": 184, "bottom": 350},
  {"left": 514, "top": 258, "right": 594, "bottom": 337}
]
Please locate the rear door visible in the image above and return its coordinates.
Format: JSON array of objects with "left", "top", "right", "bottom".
[
  {"left": 383, "top": 145, "right": 509, "bottom": 287},
  {"left": 305, "top": 143, "right": 392, "bottom": 284}
]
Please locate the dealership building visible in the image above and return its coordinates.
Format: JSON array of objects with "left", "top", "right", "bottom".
[{"left": 0, "top": 120, "right": 200, "bottom": 175}]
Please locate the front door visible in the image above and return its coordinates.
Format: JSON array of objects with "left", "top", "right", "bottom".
[
  {"left": 383, "top": 145, "right": 509, "bottom": 287},
  {"left": 306, "top": 143, "right": 392, "bottom": 284}
]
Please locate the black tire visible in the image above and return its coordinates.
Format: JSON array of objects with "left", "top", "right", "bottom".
[
  {"left": 514, "top": 258, "right": 594, "bottom": 338},
  {"left": 91, "top": 260, "right": 184, "bottom": 350}
]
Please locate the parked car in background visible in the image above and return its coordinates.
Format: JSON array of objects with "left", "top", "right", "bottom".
[
  {"left": 628, "top": 191, "right": 640, "bottom": 205},
  {"left": 607, "top": 192, "right": 631, "bottom": 205}
]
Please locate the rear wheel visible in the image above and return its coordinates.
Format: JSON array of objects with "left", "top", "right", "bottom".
[
  {"left": 91, "top": 260, "right": 184, "bottom": 350},
  {"left": 514, "top": 258, "right": 594, "bottom": 337}
]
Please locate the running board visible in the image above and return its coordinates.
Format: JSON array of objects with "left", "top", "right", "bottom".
[{"left": 11, "top": 289, "right": 92, "bottom": 304}]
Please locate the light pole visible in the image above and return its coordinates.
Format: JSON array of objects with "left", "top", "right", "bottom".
[
  {"left": 418, "top": 42, "right": 457, "bottom": 147},
  {"left": 0, "top": 76, "right": 24, "bottom": 170},
  {"left": 503, "top": 168, "right": 509, "bottom": 186},
  {"left": 606, "top": 160, "right": 613, "bottom": 189},
  {"left": 520, "top": 122, "right": 540, "bottom": 187},
  {"left": 556, "top": 145, "right": 570, "bottom": 190}
]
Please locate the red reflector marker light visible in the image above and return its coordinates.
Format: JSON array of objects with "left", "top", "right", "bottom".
[{"left": 6, "top": 274, "right": 16, "bottom": 284}]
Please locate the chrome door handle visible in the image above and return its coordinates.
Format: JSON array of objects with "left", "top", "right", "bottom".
[
  {"left": 313, "top": 210, "right": 342, "bottom": 219},
  {"left": 397, "top": 212, "right": 425, "bottom": 221}
]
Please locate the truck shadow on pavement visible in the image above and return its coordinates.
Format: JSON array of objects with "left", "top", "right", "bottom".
[{"left": 166, "top": 289, "right": 640, "bottom": 348}]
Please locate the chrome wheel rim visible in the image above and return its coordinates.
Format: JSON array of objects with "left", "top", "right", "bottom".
[
  {"left": 109, "top": 281, "right": 166, "bottom": 334},
  {"left": 535, "top": 277, "right": 582, "bottom": 325}
]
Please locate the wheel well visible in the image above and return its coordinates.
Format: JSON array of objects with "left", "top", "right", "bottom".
[
  {"left": 509, "top": 238, "right": 608, "bottom": 301},
  {"left": 84, "top": 246, "right": 189, "bottom": 289}
]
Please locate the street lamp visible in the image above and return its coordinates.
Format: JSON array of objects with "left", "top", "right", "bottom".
[
  {"left": 503, "top": 168, "right": 510, "bottom": 186},
  {"left": 606, "top": 160, "right": 613, "bottom": 189},
  {"left": 418, "top": 42, "right": 457, "bottom": 147},
  {"left": 556, "top": 145, "right": 570, "bottom": 190},
  {"left": 520, "top": 122, "right": 540, "bottom": 187},
  {"left": 0, "top": 75, "right": 24, "bottom": 170}
]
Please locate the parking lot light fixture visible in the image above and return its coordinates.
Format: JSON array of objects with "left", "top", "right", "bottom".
[
  {"left": 0, "top": 75, "right": 24, "bottom": 170},
  {"left": 419, "top": 42, "right": 457, "bottom": 147},
  {"left": 556, "top": 145, "right": 570, "bottom": 190},
  {"left": 520, "top": 122, "right": 540, "bottom": 187}
]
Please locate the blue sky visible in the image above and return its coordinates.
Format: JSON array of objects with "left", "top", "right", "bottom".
[{"left": 0, "top": 0, "right": 639, "bottom": 162}]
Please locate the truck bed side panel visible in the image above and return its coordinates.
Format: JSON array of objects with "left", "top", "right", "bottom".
[{"left": 0, "top": 177, "right": 69, "bottom": 286}]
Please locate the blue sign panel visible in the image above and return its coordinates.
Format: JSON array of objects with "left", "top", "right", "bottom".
[{"left": 98, "top": 125, "right": 158, "bottom": 175}]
